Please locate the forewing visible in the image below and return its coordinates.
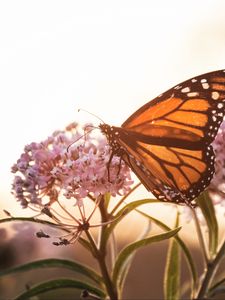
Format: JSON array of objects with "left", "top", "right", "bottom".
[{"left": 122, "top": 70, "right": 225, "bottom": 144}]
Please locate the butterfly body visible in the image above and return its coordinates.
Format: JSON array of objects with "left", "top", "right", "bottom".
[{"left": 100, "top": 70, "right": 225, "bottom": 206}]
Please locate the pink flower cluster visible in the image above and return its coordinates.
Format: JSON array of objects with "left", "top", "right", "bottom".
[{"left": 11, "top": 123, "right": 133, "bottom": 209}]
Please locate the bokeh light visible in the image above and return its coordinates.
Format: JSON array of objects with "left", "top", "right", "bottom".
[{"left": 1, "top": 1, "right": 225, "bottom": 299}]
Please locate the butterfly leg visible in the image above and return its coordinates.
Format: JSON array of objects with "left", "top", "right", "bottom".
[
  {"left": 107, "top": 152, "right": 114, "bottom": 182},
  {"left": 116, "top": 156, "right": 123, "bottom": 176}
]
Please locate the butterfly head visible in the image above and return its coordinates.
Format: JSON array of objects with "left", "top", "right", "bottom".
[
  {"left": 99, "top": 123, "right": 122, "bottom": 154},
  {"left": 99, "top": 123, "right": 116, "bottom": 143},
  {"left": 99, "top": 123, "right": 111, "bottom": 135}
]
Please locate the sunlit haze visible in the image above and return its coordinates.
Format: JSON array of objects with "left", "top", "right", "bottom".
[{"left": 1, "top": 1, "right": 225, "bottom": 231}]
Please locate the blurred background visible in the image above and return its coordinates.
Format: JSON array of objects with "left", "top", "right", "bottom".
[{"left": 0, "top": 1, "right": 225, "bottom": 299}]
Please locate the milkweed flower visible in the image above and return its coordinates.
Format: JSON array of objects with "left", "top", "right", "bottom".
[
  {"left": 11, "top": 122, "right": 133, "bottom": 244},
  {"left": 11, "top": 123, "right": 133, "bottom": 208}
]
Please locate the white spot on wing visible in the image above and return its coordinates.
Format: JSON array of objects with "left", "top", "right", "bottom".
[
  {"left": 181, "top": 87, "right": 191, "bottom": 93},
  {"left": 202, "top": 82, "right": 210, "bottom": 89},
  {"left": 212, "top": 91, "right": 220, "bottom": 100},
  {"left": 187, "top": 92, "right": 199, "bottom": 97}
]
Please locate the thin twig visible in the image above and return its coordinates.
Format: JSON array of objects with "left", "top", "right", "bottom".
[{"left": 56, "top": 199, "right": 81, "bottom": 224}]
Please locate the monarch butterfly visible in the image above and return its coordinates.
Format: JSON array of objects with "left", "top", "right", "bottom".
[{"left": 100, "top": 70, "right": 225, "bottom": 207}]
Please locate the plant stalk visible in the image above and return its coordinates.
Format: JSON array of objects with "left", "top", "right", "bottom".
[
  {"left": 85, "top": 230, "right": 118, "bottom": 300},
  {"left": 191, "top": 207, "right": 209, "bottom": 265},
  {"left": 195, "top": 240, "right": 225, "bottom": 299}
]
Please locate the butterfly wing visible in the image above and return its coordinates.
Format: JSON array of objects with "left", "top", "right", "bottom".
[
  {"left": 116, "top": 128, "right": 214, "bottom": 205},
  {"left": 123, "top": 70, "right": 225, "bottom": 144},
  {"left": 119, "top": 70, "right": 225, "bottom": 204},
  {"left": 122, "top": 150, "right": 190, "bottom": 205}
]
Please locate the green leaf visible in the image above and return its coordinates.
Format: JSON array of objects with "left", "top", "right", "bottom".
[
  {"left": 15, "top": 278, "right": 106, "bottom": 300},
  {"left": 197, "top": 191, "right": 219, "bottom": 256},
  {"left": 164, "top": 213, "right": 181, "bottom": 300},
  {"left": 112, "top": 227, "right": 181, "bottom": 287},
  {"left": 0, "top": 258, "right": 103, "bottom": 286},
  {"left": 103, "top": 199, "right": 158, "bottom": 246},
  {"left": 118, "top": 220, "right": 152, "bottom": 291},
  {"left": 136, "top": 210, "right": 197, "bottom": 294}
]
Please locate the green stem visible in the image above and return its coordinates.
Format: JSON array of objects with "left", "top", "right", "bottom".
[
  {"left": 109, "top": 231, "right": 117, "bottom": 268},
  {"left": 85, "top": 230, "right": 118, "bottom": 300},
  {"left": 191, "top": 208, "right": 209, "bottom": 265},
  {"left": 110, "top": 182, "right": 141, "bottom": 215},
  {"left": 195, "top": 240, "right": 225, "bottom": 299},
  {"left": 98, "top": 196, "right": 109, "bottom": 254},
  {"left": 98, "top": 195, "right": 109, "bottom": 222}
]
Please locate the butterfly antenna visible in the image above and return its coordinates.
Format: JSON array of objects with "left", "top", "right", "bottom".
[
  {"left": 78, "top": 108, "right": 105, "bottom": 124},
  {"left": 67, "top": 127, "right": 97, "bottom": 152}
]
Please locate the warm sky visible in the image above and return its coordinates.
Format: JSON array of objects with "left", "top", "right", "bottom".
[{"left": 1, "top": 0, "right": 225, "bottom": 215}]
